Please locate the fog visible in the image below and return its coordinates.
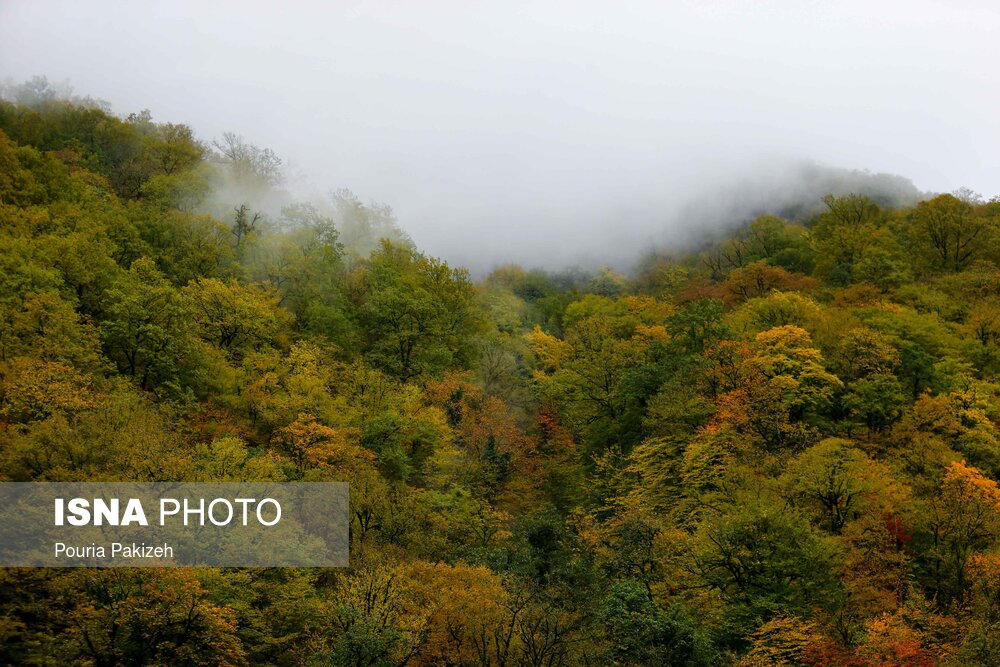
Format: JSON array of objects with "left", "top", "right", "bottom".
[{"left": 2, "top": 1, "right": 998, "bottom": 271}]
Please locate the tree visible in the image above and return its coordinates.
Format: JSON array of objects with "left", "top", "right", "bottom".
[
  {"left": 1, "top": 289, "right": 103, "bottom": 370},
  {"left": 723, "top": 261, "right": 817, "bottom": 303},
  {"left": 424, "top": 374, "right": 539, "bottom": 504},
  {"left": 100, "top": 257, "right": 199, "bottom": 393},
  {"left": 599, "top": 580, "right": 715, "bottom": 666},
  {"left": 843, "top": 374, "right": 907, "bottom": 434},
  {"left": 0, "top": 357, "right": 97, "bottom": 428},
  {"left": 352, "top": 241, "right": 484, "bottom": 381},
  {"left": 147, "top": 122, "right": 204, "bottom": 176},
  {"left": 781, "top": 438, "right": 908, "bottom": 533},
  {"left": 272, "top": 413, "right": 369, "bottom": 476},
  {"left": 317, "top": 560, "right": 404, "bottom": 666},
  {"left": 921, "top": 460, "right": 1000, "bottom": 606},
  {"left": 738, "top": 615, "right": 827, "bottom": 667},
  {"left": 51, "top": 569, "right": 246, "bottom": 666},
  {"left": 194, "top": 436, "right": 285, "bottom": 482},
  {"left": 736, "top": 291, "right": 822, "bottom": 332},
  {"left": 856, "top": 606, "right": 943, "bottom": 667},
  {"left": 184, "top": 277, "right": 290, "bottom": 360},
  {"left": 752, "top": 326, "right": 842, "bottom": 421},
  {"left": 212, "top": 132, "right": 282, "bottom": 187},
  {"left": 912, "top": 194, "right": 990, "bottom": 272},
  {"left": 238, "top": 342, "right": 338, "bottom": 432},
  {"left": 667, "top": 298, "right": 729, "bottom": 356},
  {"left": 256, "top": 203, "right": 350, "bottom": 342},
  {"left": 331, "top": 189, "right": 410, "bottom": 256},
  {"left": 702, "top": 326, "right": 840, "bottom": 452},
  {"left": 811, "top": 193, "right": 888, "bottom": 284},
  {"left": 393, "top": 560, "right": 508, "bottom": 667},
  {"left": 960, "top": 554, "right": 1000, "bottom": 664},
  {"left": 134, "top": 209, "right": 235, "bottom": 285},
  {"left": 690, "top": 499, "right": 843, "bottom": 644},
  {"left": 831, "top": 327, "right": 900, "bottom": 381},
  {"left": 527, "top": 311, "right": 660, "bottom": 453}
]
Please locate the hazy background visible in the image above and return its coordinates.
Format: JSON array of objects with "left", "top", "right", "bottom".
[{"left": 2, "top": 1, "right": 998, "bottom": 270}]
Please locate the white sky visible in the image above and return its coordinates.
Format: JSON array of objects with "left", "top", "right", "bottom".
[{"left": 2, "top": 1, "right": 998, "bottom": 269}]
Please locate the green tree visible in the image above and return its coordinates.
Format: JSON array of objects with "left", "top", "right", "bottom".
[
  {"left": 843, "top": 374, "right": 906, "bottom": 433},
  {"left": 256, "top": 203, "right": 351, "bottom": 342},
  {"left": 100, "top": 257, "right": 199, "bottom": 393},
  {"left": 811, "top": 193, "right": 887, "bottom": 284},
  {"left": 912, "top": 193, "right": 991, "bottom": 272},
  {"left": 690, "top": 499, "right": 843, "bottom": 644},
  {"left": 599, "top": 580, "right": 715, "bottom": 666},
  {"left": 352, "top": 240, "right": 484, "bottom": 381}
]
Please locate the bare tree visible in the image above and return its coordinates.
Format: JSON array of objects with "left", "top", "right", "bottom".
[
  {"left": 212, "top": 132, "right": 283, "bottom": 186},
  {"left": 232, "top": 204, "right": 260, "bottom": 249}
]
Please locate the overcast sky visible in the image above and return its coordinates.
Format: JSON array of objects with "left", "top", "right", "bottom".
[{"left": 2, "top": 1, "right": 998, "bottom": 270}]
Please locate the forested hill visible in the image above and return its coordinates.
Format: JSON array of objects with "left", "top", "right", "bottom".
[{"left": 2, "top": 89, "right": 1000, "bottom": 666}]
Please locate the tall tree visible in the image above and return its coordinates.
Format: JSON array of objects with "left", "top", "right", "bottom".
[{"left": 352, "top": 240, "right": 484, "bottom": 381}]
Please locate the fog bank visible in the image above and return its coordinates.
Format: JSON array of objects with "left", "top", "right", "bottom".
[{"left": 2, "top": 1, "right": 997, "bottom": 270}]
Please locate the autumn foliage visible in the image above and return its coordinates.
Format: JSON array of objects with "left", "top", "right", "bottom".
[{"left": 2, "top": 86, "right": 1000, "bottom": 665}]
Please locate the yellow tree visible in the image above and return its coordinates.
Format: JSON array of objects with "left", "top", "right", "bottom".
[
  {"left": 273, "top": 413, "right": 372, "bottom": 477},
  {"left": 394, "top": 560, "right": 508, "bottom": 666},
  {"left": 924, "top": 461, "right": 1000, "bottom": 606},
  {"left": 183, "top": 277, "right": 291, "bottom": 360},
  {"left": 53, "top": 569, "right": 246, "bottom": 666},
  {"left": 702, "top": 326, "right": 840, "bottom": 451}
]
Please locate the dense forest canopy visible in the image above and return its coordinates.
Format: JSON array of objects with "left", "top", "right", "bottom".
[{"left": 1, "top": 82, "right": 1000, "bottom": 666}]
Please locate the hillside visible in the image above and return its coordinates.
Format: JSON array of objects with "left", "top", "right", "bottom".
[{"left": 1, "top": 92, "right": 1000, "bottom": 666}]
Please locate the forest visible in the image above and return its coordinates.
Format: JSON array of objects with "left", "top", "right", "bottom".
[{"left": 1, "top": 83, "right": 1000, "bottom": 666}]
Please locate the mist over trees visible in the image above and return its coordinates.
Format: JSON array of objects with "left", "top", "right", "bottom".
[{"left": 2, "top": 83, "right": 1000, "bottom": 665}]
